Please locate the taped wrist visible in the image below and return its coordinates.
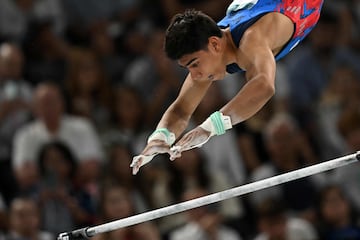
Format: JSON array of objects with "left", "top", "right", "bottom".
[
  {"left": 200, "top": 111, "right": 232, "bottom": 136},
  {"left": 147, "top": 128, "right": 176, "bottom": 145}
]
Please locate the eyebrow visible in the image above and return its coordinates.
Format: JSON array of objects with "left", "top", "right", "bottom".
[{"left": 183, "top": 58, "right": 197, "bottom": 68}]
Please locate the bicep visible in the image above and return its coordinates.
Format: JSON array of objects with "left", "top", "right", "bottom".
[
  {"left": 247, "top": 52, "right": 276, "bottom": 92},
  {"left": 239, "top": 13, "right": 293, "bottom": 83},
  {"left": 240, "top": 33, "right": 276, "bottom": 85}
]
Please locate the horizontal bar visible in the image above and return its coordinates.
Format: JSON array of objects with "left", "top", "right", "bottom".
[{"left": 58, "top": 151, "right": 360, "bottom": 240}]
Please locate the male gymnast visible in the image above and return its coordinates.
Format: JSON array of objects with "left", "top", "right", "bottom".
[{"left": 131, "top": 0, "right": 324, "bottom": 175}]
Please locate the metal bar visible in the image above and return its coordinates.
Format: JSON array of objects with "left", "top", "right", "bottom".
[{"left": 57, "top": 151, "right": 360, "bottom": 240}]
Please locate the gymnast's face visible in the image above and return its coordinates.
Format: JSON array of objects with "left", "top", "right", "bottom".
[{"left": 178, "top": 37, "right": 227, "bottom": 82}]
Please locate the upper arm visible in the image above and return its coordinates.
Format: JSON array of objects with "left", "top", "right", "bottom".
[
  {"left": 239, "top": 29, "right": 276, "bottom": 86},
  {"left": 238, "top": 13, "right": 294, "bottom": 84}
]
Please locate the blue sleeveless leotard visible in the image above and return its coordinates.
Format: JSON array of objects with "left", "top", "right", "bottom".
[{"left": 218, "top": 0, "right": 324, "bottom": 73}]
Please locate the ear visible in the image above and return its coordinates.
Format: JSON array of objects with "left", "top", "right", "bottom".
[{"left": 208, "top": 36, "right": 221, "bottom": 52}]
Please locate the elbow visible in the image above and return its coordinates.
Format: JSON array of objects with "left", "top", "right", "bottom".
[
  {"left": 265, "top": 81, "right": 275, "bottom": 99},
  {"left": 258, "top": 75, "right": 275, "bottom": 100}
]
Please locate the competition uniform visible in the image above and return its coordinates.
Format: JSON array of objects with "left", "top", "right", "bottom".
[{"left": 218, "top": 0, "right": 324, "bottom": 73}]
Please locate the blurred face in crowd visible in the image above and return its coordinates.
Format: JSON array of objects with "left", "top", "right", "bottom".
[
  {"left": 114, "top": 87, "right": 143, "bottom": 128},
  {"left": 309, "top": 17, "right": 337, "bottom": 54},
  {"left": 43, "top": 146, "right": 72, "bottom": 181},
  {"left": 320, "top": 186, "right": 350, "bottom": 227},
  {"left": 34, "top": 84, "right": 64, "bottom": 129},
  {"left": 110, "top": 145, "right": 133, "bottom": 180},
  {"left": 91, "top": 31, "right": 115, "bottom": 57},
  {"left": 0, "top": 43, "right": 24, "bottom": 80},
  {"left": 327, "top": 66, "right": 360, "bottom": 103},
  {"left": 259, "top": 214, "right": 287, "bottom": 240},
  {"left": 265, "top": 120, "right": 298, "bottom": 170},
  {"left": 182, "top": 188, "right": 209, "bottom": 221},
  {"left": 75, "top": 57, "right": 101, "bottom": 95},
  {"left": 10, "top": 198, "right": 40, "bottom": 237},
  {"left": 102, "top": 186, "right": 133, "bottom": 221}
]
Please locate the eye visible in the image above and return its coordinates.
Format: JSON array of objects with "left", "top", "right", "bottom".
[{"left": 190, "top": 62, "right": 199, "bottom": 68}]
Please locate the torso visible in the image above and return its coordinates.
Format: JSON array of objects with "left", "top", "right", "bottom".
[{"left": 218, "top": 0, "right": 324, "bottom": 73}]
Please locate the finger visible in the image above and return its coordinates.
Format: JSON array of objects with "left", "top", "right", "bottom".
[
  {"left": 169, "top": 145, "right": 183, "bottom": 160},
  {"left": 170, "top": 145, "right": 182, "bottom": 152},
  {"left": 183, "top": 134, "right": 211, "bottom": 151},
  {"left": 130, "top": 154, "right": 157, "bottom": 175},
  {"left": 131, "top": 158, "right": 143, "bottom": 175},
  {"left": 130, "top": 155, "right": 140, "bottom": 167},
  {"left": 169, "top": 150, "right": 182, "bottom": 161}
]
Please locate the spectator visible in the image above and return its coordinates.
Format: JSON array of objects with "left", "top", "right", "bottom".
[
  {"left": 249, "top": 113, "right": 320, "bottom": 221},
  {"left": 192, "top": 83, "right": 246, "bottom": 186},
  {"left": 0, "top": 0, "right": 66, "bottom": 43},
  {"left": 6, "top": 197, "right": 54, "bottom": 240},
  {"left": 37, "top": 141, "right": 95, "bottom": 235},
  {"left": 153, "top": 149, "right": 244, "bottom": 234},
  {"left": 254, "top": 198, "right": 318, "bottom": 240},
  {"left": 92, "top": 183, "right": 160, "bottom": 240},
  {"left": 123, "top": 30, "right": 185, "bottom": 127},
  {"left": 316, "top": 185, "right": 360, "bottom": 239},
  {"left": 65, "top": 47, "right": 111, "bottom": 129},
  {"left": 63, "top": 0, "right": 142, "bottom": 48},
  {"left": 89, "top": 23, "right": 127, "bottom": 83},
  {"left": 331, "top": 104, "right": 360, "bottom": 211},
  {"left": 23, "top": 20, "right": 69, "bottom": 85},
  {"left": 316, "top": 64, "right": 360, "bottom": 160},
  {"left": 103, "top": 142, "right": 153, "bottom": 213},
  {"left": 169, "top": 187, "right": 243, "bottom": 240},
  {"left": 0, "top": 42, "right": 32, "bottom": 204},
  {"left": 13, "top": 83, "right": 104, "bottom": 191},
  {"left": 32, "top": 0, "right": 66, "bottom": 36},
  {"left": 102, "top": 84, "right": 148, "bottom": 154},
  {"left": 235, "top": 100, "right": 274, "bottom": 176}
]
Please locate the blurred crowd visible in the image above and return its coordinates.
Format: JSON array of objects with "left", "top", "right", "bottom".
[{"left": 1, "top": 0, "right": 360, "bottom": 239}]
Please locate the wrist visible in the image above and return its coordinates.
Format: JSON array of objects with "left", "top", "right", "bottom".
[
  {"left": 147, "top": 128, "right": 176, "bottom": 145},
  {"left": 199, "top": 111, "right": 232, "bottom": 136}
]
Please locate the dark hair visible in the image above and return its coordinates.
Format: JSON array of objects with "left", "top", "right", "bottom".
[
  {"left": 257, "top": 198, "right": 287, "bottom": 219},
  {"left": 37, "top": 141, "right": 78, "bottom": 179},
  {"left": 98, "top": 182, "right": 133, "bottom": 221},
  {"left": 165, "top": 9, "right": 222, "bottom": 60}
]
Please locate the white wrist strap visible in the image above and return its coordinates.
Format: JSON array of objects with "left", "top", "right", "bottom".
[
  {"left": 199, "top": 111, "right": 232, "bottom": 137},
  {"left": 147, "top": 128, "right": 176, "bottom": 145}
]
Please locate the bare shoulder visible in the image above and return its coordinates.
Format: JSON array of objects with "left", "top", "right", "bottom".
[{"left": 240, "top": 12, "right": 294, "bottom": 55}]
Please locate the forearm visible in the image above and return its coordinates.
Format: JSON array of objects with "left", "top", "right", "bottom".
[
  {"left": 220, "top": 74, "right": 275, "bottom": 125},
  {"left": 154, "top": 73, "right": 210, "bottom": 139},
  {"left": 156, "top": 101, "right": 191, "bottom": 138}
]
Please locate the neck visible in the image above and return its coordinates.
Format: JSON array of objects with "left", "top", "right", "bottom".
[{"left": 221, "top": 28, "right": 238, "bottom": 65}]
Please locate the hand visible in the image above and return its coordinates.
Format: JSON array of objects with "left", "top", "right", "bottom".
[
  {"left": 130, "top": 140, "right": 171, "bottom": 175},
  {"left": 170, "top": 126, "right": 211, "bottom": 160}
]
